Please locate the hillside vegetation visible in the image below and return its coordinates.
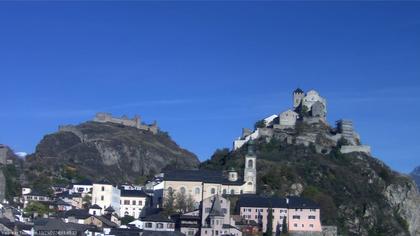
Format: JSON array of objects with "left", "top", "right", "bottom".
[{"left": 201, "top": 120, "right": 420, "bottom": 236}]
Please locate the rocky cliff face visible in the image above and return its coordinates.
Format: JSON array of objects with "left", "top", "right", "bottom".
[
  {"left": 24, "top": 121, "right": 199, "bottom": 186},
  {"left": 410, "top": 166, "right": 420, "bottom": 189},
  {"left": 201, "top": 120, "right": 420, "bottom": 236}
]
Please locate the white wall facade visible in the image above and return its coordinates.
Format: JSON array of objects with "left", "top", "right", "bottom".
[{"left": 92, "top": 183, "right": 121, "bottom": 216}]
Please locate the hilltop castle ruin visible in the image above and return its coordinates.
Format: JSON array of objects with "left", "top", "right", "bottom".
[
  {"left": 233, "top": 88, "right": 371, "bottom": 155},
  {"left": 93, "top": 112, "right": 158, "bottom": 134}
]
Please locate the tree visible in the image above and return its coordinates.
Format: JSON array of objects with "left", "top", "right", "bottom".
[
  {"left": 121, "top": 215, "right": 135, "bottom": 225},
  {"left": 163, "top": 188, "right": 176, "bottom": 215},
  {"left": 254, "top": 120, "right": 266, "bottom": 130},
  {"left": 24, "top": 202, "right": 52, "bottom": 217},
  {"left": 265, "top": 208, "right": 273, "bottom": 236},
  {"left": 282, "top": 217, "right": 288, "bottom": 234},
  {"left": 175, "top": 192, "right": 196, "bottom": 214}
]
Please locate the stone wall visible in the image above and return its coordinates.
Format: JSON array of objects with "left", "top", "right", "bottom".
[
  {"left": 340, "top": 145, "right": 371, "bottom": 154},
  {"left": 58, "top": 125, "right": 86, "bottom": 142},
  {"left": 0, "top": 169, "right": 5, "bottom": 202},
  {"left": 93, "top": 112, "right": 158, "bottom": 134},
  {"left": 0, "top": 145, "right": 7, "bottom": 165}
]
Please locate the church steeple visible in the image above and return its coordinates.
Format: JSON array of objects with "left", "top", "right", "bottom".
[{"left": 243, "top": 139, "right": 257, "bottom": 194}]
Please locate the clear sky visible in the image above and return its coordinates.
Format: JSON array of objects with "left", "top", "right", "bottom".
[{"left": 0, "top": 1, "right": 419, "bottom": 173}]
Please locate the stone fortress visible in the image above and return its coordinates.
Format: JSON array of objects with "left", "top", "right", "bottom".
[
  {"left": 93, "top": 113, "right": 158, "bottom": 134},
  {"left": 233, "top": 88, "right": 371, "bottom": 155},
  {"left": 58, "top": 113, "right": 159, "bottom": 141}
]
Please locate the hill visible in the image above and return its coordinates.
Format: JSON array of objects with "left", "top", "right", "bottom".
[
  {"left": 201, "top": 120, "right": 420, "bottom": 236},
  {"left": 23, "top": 121, "right": 199, "bottom": 190}
]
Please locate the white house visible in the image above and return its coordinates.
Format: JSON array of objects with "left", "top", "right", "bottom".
[
  {"left": 71, "top": 179, "right": 93, "bottom": 196},
  {"left": 92, "top": 181, "right": 121, "bottom": 216},
  {"left": 120, "top": 190, "right": 150, "bottom": 219}
]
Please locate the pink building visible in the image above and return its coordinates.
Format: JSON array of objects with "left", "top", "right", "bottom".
[{"left": 237, "top": 195, "right": 322, "bottom": 234}]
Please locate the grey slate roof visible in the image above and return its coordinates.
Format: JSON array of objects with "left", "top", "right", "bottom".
[
  {"left": 237, "top": 195, "right": 288, "bottom": 208},
  {"left": 287, "top": 196, "right": 320, "bottom": 209},
  {"left": 121, "top": 189, "right": 149, "bottom": 198},
  {"left": 163, "top": 170, "right": 244, "bottom": 185},
  {"left": 237, "top": 195, "right": 319, "bottom": 209},
  {"left": 90, "top": 204, "right": 102, "bottom": 209},
  {"left": 142, "top": 213, "right": 173, "bottom": 223}
]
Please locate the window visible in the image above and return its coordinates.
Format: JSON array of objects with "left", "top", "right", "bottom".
[
  {"left": 222, "top": 189, "right": 226, "bottom": 194},
  {"left": 310, "top": 209, "right": 316, "bottom": 212},
  {"left": 247, "top": 182, "right": 253, "bottom": 186},
  {"left": 132, "top": 200, "right": 136, "bottom": 205},
  {"left": 101, "top": 186, "right": 105, "bottom": 191},
  {"left": 211, "top": 188, "right": 216, "bottom": 194},
  {"left": 230, "top": 189, "right": 235, "bottom": 195},
  {"left": 145, "top": 223, "right": 153, "bottom": 228},
  {"left": 195, "top": 187, "right": 200, "bottom": 195},
  {"left": 309, "top": 224, "right": 314, "bottom": 228},
  {"left": 308, "top": 215, "right": 316, "bottom": 219},
  {"left": 188, "top": 231, "right": 194, "bottom": 236},
  {"left": 124, "top": 211, "right": 129, "bottom": 215},
  {"left": 180, "top": 187, "right": 186, "bottom": 194},
  {"left": 101, "top": 196, "right": 104, "bottom": 201},
  {"left": 294, "top": 224, "right": 298, "bottom": 227},
  {"left": 157, "top": 223, "right": 164, "bottom": 229},
  {"left": 222, "top": 208, "right": 227, "bottom": 214},
  {"left": 139, "top": 200, "right": 143, "bottom": 206},
  {"left": 292, "top": 215, "right": 300, "bottom": 219},
  {"left": 124, "top": 200, "right": 130, "bottom": 205},
  {"left": 167, "top": 223, "right": 174, "bottom": 229},
  {"left": 247, "top": 159, "right": 253, "bottom": 168}
]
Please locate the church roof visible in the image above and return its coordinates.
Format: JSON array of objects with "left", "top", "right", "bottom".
[
  {"left": 294, "top": 88, "right": 304, "bottom": 94},
  {"left": 163, "top": 170, "right": 244, "bottom": 185}
]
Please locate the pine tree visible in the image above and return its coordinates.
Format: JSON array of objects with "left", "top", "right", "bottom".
[
  {"left": 282, "top": 217, "right": 288, "bottom": 234},
  {"left": 265, "top": 208, "right": 273, "bottom": 236}
]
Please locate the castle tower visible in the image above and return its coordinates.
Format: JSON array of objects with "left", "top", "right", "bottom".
[
  {"left": 293, "top": 88, "right": 305, "bottom": 108},
  {"left": 243, "top": 140, "right": 257, "bottom": 194}
]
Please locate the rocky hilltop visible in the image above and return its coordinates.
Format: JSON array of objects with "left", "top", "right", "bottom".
[
  {"left": 202, "top": 89, "right": 420, "bottom": 236},
  {"left": 24, "top": 121, "right": 199, "bottom": 187},
  {"left": 410, "top": 166, "right": 420, "bottom": 189}
]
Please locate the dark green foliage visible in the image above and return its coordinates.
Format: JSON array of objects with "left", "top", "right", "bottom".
[
  {"left": 265, "top": 208, "right": 273, "bottom": 236},
  {"left": 2, "top": 164, "right": 21, "bottom": 201},
  {"left": 121, "top": 215, "right": 135, "bottom": 225},
  {"left": 255, "top": 120, "right": 266, "bottom": 129},
  {"left": 201, "top": 133, "right": 412, "bottom": 235},
  {"left": 282, "top": 217, "right": 288, "bottom": 234},
  {"left": 24, "top": 201, "right": 53, "bottom": 216}
]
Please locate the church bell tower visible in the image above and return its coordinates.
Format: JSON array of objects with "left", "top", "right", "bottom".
[{"left": 243, "top": 140, "right": 257, "bottom": 194}]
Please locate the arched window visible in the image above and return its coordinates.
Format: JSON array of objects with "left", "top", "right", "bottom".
[
  {"left": 248, "top": 159, "right": 253, "bottom": 168},
  {"left": 167, "top": 187, "right": 173, "bottom": 193},
  {"left": 247, "top": 182, "right": 253, "bottom": 186},
  {"left": 211, "top": 188, "right": 216, "bottom": 194},
  {"left": 124, "top": 211, "right": 129, "bottom": 215},
  {"left": 195, "top": 187, "right": 200, "bottom": 195},
  {"left": 222, "top": 189, "right": 227, "bottom": 195},
  {"left": 180, "top": 187, "right": 186, "bottom": 194}
]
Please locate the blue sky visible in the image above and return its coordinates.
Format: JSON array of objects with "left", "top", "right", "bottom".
[{"left": 0, "top": 1, "right": 419, "bottom": 173}]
